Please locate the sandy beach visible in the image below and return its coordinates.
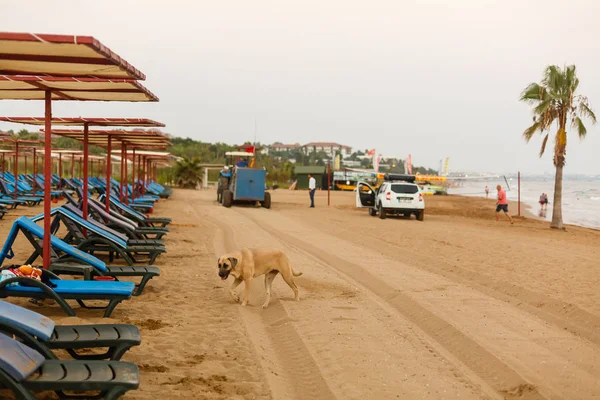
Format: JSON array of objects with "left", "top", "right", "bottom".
[{"left": 2, "top": 188, "right": 600, "bottom": 400}]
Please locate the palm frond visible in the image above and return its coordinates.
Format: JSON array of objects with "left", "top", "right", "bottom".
[
  {"left": 523, "top": 121, "right": 540, "bottom": 142},
  {"left": 579, "top": 101, "right": 597, "bottom": 124},
  {"left": 574, "top": 117, "right": 587, "bottom": 138},
  {"left": 539, "top": 133, "right": 549, "bottom": 157},
  {"left": 533, "top": 99, "right": 553, "bottom": 116},
  {"left": 520, "top": 83, "right": 544, "bottom": 103}
]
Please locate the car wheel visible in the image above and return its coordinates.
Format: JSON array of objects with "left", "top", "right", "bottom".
[
  {"left": 378, "top": 205, "right": 387, "bottom": 219},
  {"left": 369, "top": 208, "right": 377, "bottom": 216},
  {"left": 417, "top": 210, "right": 424, "bottom": 221}
]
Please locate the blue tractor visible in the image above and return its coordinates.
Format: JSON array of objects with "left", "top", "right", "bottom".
[{"left": 219, "top": 152, "right": 271, "bottom": 209}]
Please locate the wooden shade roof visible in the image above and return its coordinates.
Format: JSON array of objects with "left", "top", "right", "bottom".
[
  {"left": 0, "top": 75, "right": 158, "bottom": 101},
  {"left": 0, "top": 32, "right": 145, "bottom": 80},
  {"left": 0, "top": 117, "right": 164, "bottom": 127},
  {"left": 43, "top": 128, "right": 171, "bottom": 148}
]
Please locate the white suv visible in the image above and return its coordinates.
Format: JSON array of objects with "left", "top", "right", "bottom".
[{"left": 356, "top": 174, "right": 425, "bottom": 221}]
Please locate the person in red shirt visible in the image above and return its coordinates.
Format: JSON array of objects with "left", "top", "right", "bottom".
[{"left": 495, "top": 185, "right": 514, "bottom": 224}]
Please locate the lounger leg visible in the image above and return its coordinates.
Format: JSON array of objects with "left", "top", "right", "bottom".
[
  {"left": 49, "top": 295, "right": 77, "bottom": 317},
  {"left": 103, "top": 387, "right": 129, "bottom": 400},
  {"left": 133, "top": 274, "right": 153, "bottom": 296},
  {"left": 66, "top": 345, "right": 129, "bottom": 361},
  {"left": 148, "top": 252, "right": 160, "bottom": 265},
  {"left": 103, "top": 299, "right": 122, "bottom": 318}
]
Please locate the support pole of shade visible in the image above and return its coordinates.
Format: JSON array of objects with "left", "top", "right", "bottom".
[
  {"left": 13, "top": 141, "right": 19, "bottom": 199},
  {"left": 131, "top": 148, "right": 136, "bottom": 204},
  {"left": 141, "top": 156, "right": 145, "bottom": 196},
  {"left": 71, "top": 153, "right": 75, "bottom": 179},
  {"left": 43, "top": 90, "right": 52, "bottom": 270},
  {"left": 1, "top": 153, "right": 4, "bottom": 178},
  {"left": 119, "top": 142, "right": 125, "bottom": 203},
  {"left": 138, "top": 154, "right": 142, "bottom": 197},
  {"left": 32, "top": 148, "right": 37, "bottom": 195},
  {"left": 105, "top": 136, "right": 112, "bottom": 212},
  {"left": 58, "top": 153, "right": 62, "bottom": 189},
  {"left": 82, "top": 122, "right": 89, "bottom": 222},
  {"left": 123, "top": 142, "right": 128, "bottom": 203},
  {"left": 24, "top": 155, "right": 28, "bottom": 176}
]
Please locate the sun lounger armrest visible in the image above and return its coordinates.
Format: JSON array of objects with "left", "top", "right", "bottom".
[{"left": 50, "top": 263, "right": 94, "bottom": 280}]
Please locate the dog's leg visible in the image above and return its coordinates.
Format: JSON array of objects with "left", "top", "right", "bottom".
[
  {"left": 280, "top": 269, "right": 300, "bottom": 301},
  {"left": 262, "top": 271, "right": 279, "bottom": 308},
  {"left": 229, "top": 278, "right": 242, "bottom": 303},
  {"left": 241, "top": 277, "right": 253, "bottom": 306}
]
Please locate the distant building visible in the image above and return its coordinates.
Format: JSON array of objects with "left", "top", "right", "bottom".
[
  {"left": 262, "top": 143, "right": 301, "bottom": 155},
  {"left": 302, "top": 142, "right": 352, "bottom": 157}
]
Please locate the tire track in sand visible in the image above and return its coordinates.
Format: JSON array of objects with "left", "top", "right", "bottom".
[
  {"left": 203, "top": 209, "right": 337, "bottom": 400},
  {"left": 238, "top": 209, "right": 546, "bottom": 400}
]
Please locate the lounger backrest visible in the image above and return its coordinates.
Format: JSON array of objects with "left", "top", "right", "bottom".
[
  {"left": 87, "top": 199, "right": 138, "bottom": 231},
  {"left": 63, "top": 191, "right": 80, "bottom": 207},
  {"left": 0, "top": 300, "right": 55, "bottom": 341},
  {"left": 63, "top": 204, "right": 129, "bottom": 242},
  {"left": 104, "top": 195, "right": 147, "bottom": 220},
  {"left": 0, "top": 333, "right": 45, "bottom": 382},
  {"left": 56, "top": 207, "right": 128, "bottom": 248},
  {"left": 0, "top": 217, "right": 108, "bottom": 272}
]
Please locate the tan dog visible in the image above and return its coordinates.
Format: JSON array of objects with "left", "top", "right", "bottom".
[{"left": 218, "top": 248, "right": 302, "bottom": 308}]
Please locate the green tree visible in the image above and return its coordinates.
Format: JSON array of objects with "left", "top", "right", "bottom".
[
  {"left": 174, "top": 157, "right": 203, "bottom": 188},
  {"left": 520, "top": 65, "right": 596, "bottom": 229}
]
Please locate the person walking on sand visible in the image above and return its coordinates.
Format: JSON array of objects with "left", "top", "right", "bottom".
[
  {"left": 496, "top": 185, "right": 513, "bottom": 224},
  {"left": 544, "top": 193, "right": 549, "bottom": 210},
  {"left": 485, "top": 186, "right": 489, "bottom": 198},
  {"left": 308, "top": 174, "right": 316, "bottom": 208}
]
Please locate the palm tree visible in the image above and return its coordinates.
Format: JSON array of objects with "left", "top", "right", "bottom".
[
  {"left": 520, "top": 65, "right": 596, "bottom": 229},
  {"left": 174, "top": 157, "right": 203, "bottom": 189}
]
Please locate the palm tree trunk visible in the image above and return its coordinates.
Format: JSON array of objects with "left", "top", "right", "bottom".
[{"left": 550, "top": 163, "right": 564, "bottom": 229}]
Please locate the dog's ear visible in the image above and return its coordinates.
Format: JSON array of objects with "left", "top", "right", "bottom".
[{"left": 228, "top": 257, "right": 238, "bottom": 269}]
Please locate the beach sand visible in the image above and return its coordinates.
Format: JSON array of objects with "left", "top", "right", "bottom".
[{"left": 2, "top": 189, "right": 600, "bottom": 399}]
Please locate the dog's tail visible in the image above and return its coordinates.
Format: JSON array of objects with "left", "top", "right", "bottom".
[{"left": 292, "top": 268, "right": 303, "bottom": 277}]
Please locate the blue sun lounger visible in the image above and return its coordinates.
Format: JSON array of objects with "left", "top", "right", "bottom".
[
  {"left": 31, "top": 207, "right": 166, "bottom": 265},
  {"left": 0, "top": 217, "right": 135, "bottom": 317},
  {"left": 100, "top": 194, "right": 171, "bottom": 228},
  {"left": 13, "top": 214, "right": 160, "bottom": 295},
  {"left": 0, "top": 333, "right": 139, "bottom": 399},
  {"left": 0, "top": 300, "right": 141, "bottom": 361}
]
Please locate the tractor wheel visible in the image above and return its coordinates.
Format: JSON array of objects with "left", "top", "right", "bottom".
[
  {"left": 261, "top": 192, "right": 272, "bottom": 209},
  {"left": 223, "top": 190, "right": 233, "bottom": 208}
]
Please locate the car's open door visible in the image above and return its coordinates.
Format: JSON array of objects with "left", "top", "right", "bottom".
[{"left": 356, "top": 181, "right": 376, "bottom": 208}]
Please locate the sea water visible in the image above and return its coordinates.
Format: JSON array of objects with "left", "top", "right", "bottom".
[{"left": 449, "top": 178, "right": 600, "bottom": 229}]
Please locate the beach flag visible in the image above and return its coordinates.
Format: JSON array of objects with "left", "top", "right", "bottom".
[{"left": 407, "top": 154, "right": 413, "bottom": 175}]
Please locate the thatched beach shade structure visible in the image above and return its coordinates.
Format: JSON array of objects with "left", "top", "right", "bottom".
[
  {"left": 0, "top": 31, "right": 158, "bottom": 269},
  {"left": 0, "top": 138, "right": 43, "bottom": 198},
  {"left": 1, "top": 117, "right": 166, "bottom": 220},
  {"left": 42, "top": 128, "right": 170, "bottom": 209}
]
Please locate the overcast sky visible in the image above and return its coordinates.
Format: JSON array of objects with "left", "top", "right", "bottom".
[{"left": 1, "top": 0, "right": 599, "bottom": 174}]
